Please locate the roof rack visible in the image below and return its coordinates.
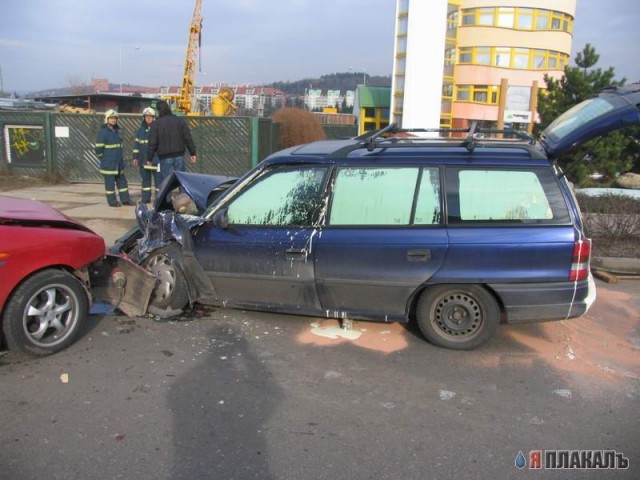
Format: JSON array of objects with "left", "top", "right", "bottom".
[{"left": 327, "top": 122, "right": 536, "bottom": 158}]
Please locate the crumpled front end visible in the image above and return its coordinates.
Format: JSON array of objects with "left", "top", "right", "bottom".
[{"left": 100, "top": 171, "right": 236, "bottom": 317}]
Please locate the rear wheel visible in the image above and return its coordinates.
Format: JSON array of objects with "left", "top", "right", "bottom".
[
  {"left": 416, "top": 284, "right": 499, "bottom": 350},
  {"left": 143, "top": 245, "right": 190, "bottom": 311},
  {"left": 3, "top": 269, "right": 88, "bottom": 356}
]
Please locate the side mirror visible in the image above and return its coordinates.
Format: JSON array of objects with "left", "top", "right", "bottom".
[{"left": 212, "top": 208, "right": 229, "bottom": 230}]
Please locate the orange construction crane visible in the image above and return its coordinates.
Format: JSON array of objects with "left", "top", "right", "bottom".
[{"left": 177, "top": 0, "right": 203, "bottom": 115}]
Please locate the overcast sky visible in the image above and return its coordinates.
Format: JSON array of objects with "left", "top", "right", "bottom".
[{"left": 1, "top": 0, "right": 639, "bottom": 93}]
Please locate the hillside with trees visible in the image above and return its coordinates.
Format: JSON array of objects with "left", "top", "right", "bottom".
[{"left": 269, "top": 71, "right": 391, "bottom": 95}]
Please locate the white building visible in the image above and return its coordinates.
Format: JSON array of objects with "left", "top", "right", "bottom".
[{"left": 391, "top": 0, "right": 448, "bottom": 129}]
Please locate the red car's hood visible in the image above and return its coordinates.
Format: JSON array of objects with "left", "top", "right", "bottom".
[{"left": 0, "top": 195, "right": 94, "bottom": 232}]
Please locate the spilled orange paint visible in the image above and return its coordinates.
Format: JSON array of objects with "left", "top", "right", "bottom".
[{"left": 505, "top": 286, "right": 640, "bottom": 394}]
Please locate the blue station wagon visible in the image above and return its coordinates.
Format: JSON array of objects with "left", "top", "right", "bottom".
[{"left": 105, "top": 84, "right": 640, "bottom": 349}]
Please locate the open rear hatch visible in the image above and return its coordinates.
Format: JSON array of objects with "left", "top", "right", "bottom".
[{"left": 540, "top": 83, "right": 640, "bottom": 160}]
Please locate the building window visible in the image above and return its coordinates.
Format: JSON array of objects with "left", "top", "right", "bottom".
[
  {"left": 360, "top": 106, "right": 390, "bottom": 135},
  {"left": 456, "top": 85, "right": 470, "bottom": 101},
  {"left": 533, "top": 49, "right": 546, "bottom": 68},
  {"left": 473, "top": 88, "right": 488, "bottom": 103},
  {"left": 517, "top": 8, "right": 533, "bottom": 29},
  {"left": 513, "top": 48, "right": 529, "bottom": 69},
  {"left": 497, "top": 7, "right": 514, "bottom": 28},
  {"left": 447, "top": 10, "right": 458, "bottom": 30},
  {"left": 455, "top": 85, "right": 499, "bottom": 105},
  {"left": 535, "top": 13, "right": 549, "bottom": 30},
  {"left": 460, "top": 6, "right": 573, "bottom": 33},
  {"left": 495, "top": 48, "right": 511, "bottom": 68},
  {"left": 459, "top": 47, "right": 472, "bottom": 63},
  {"left": 475, "top": 47, "right": 491, "bottom": 65},
  {"left": 462, "top": 10, "right": 475, "bottom": 25},
  {"left": 478, "top": 7, "right": 494, "bottom": 26},
  {"left": 457, "top": 46, "right": 568, "bottom": 70}
]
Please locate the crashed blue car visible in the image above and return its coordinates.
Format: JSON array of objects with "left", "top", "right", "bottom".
[{"left": 105, "top": 84, "right": 640, "bottom": 350}]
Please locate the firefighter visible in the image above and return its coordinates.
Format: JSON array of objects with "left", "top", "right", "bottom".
[
  {"left": 132, "top": 107, "right": 160, "bottom": 203},
  {"left": 95, "top": 110, "right": 133, "bottom": 207}
]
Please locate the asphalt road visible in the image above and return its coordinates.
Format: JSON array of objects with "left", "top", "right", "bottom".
[{"left": 1, "top": 279, "right": 639, "bottom": 480}]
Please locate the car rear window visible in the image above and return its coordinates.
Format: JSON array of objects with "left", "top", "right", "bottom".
[{"left": 446, "top": 167, "right": 570, "bottom": 224}]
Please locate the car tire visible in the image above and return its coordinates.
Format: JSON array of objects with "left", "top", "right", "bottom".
[
  {"left": 143, "top": 244, "right": 190, "bottom": 312},
  {"left": 416, "top": 284, "right": 499, "bottom": 350},
  {"left": 2, "top": 269, "right": 88, "bottom": 356}
]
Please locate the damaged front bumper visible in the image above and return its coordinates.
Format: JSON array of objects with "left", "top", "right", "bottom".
[
  {"left": 89, "top": 253, "right": 157, "bottom": 317},
  {"left": 93, "top": 171, "right": 237, "bottom": 318}
]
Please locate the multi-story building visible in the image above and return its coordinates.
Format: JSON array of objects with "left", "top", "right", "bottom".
[
  {"left": 304, "top": 89, "right": 355, "bottom": 112},
  {"left": 391, "top": 0, "right": 576, "bottom": 131}
]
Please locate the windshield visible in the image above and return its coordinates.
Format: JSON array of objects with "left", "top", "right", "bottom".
[{"left": 544, "top": 98, "right": 614, "bottom": 141}]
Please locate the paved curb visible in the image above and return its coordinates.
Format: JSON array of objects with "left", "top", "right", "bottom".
[{"left": 592, "top": 257, "right": 640, "bottom": 276}]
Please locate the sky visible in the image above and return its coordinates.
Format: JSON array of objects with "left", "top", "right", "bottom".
[{"left": 1, "top": 0, "right": 639, "bottom": 94}]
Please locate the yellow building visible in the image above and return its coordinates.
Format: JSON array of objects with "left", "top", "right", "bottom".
[{"left": 392, "top": 0, "right": 576, "bottom": 131}]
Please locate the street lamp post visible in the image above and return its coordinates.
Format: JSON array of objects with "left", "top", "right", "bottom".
[
  {"left": 349, "top": 66, "right": 366, "bottom": 86},
  {"left": 119, "top": 46, "right": 140, "bottom": 93}
]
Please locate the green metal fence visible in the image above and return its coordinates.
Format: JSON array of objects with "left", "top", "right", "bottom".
[
  {"left": 0, "top": 111, "right": 279, "bottom": 182},
  {"left": 323, "top": 124, "right": 358, "bottom": 139},
  {"left": 0, "top": 111, "right": 356, "bottom": 182}
]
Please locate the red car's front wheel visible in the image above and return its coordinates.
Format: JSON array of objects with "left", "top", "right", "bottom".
[{"left": 3, "top": 269, "right": 88, "bottom": 356}]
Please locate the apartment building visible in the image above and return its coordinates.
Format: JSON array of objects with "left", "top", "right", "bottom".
[
  {"left": 391, "top": 0, "right": 576, "bottom": 131},
  {"left": 304, "top": 89, "right": 355, "bottom": 111}
]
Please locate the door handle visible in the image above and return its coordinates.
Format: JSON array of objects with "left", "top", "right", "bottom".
[
  {"left": 407, "top": 249, "right": 431, "bottom": 262},
  {"left": 285, "top": 248, "right": 308, "bottom": 261}
]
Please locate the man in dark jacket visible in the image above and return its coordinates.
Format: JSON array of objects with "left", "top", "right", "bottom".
[
  {"left": 95, "top": 109, "right": 133, "bottom": 207},
  {"left": 147, "top": 100, "right": 197, "bottom": 186}
]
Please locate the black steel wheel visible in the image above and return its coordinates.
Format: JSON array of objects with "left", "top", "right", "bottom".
[
  {"left": 416, "top": 284, "right": 499, "bottom": 350},
  {"left": 3, "top": 269, "right": 88, "bottom": 356}
]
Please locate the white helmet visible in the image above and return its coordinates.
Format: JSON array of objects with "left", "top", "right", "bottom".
[
  {"left": 142, "top": 107, "right": 156, "bottom": 117},
  {"left": 104, "top": 109, "right": 118, "bottom": 123}
]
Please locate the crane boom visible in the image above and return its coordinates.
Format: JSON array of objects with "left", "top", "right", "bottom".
[{"left": 178, "top": 0, "right": 203, "bottom": 115}]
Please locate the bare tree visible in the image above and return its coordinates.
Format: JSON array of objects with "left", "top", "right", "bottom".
[{"left": 65, "top": 74, "right": 93, "bottom": 94}]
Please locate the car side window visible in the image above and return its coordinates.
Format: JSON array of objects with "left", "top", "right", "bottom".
[
  {"left": 446, "top": 168, "right": 570, "bottom": 223},
  {"left": 329, "top": 167, "right": 440, "bottom": 226},
  {"left": 227, "top": 167, "right": 327, "bottom": 226}
]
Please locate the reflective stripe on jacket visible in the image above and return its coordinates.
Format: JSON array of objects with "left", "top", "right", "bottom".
[
  {"left": 95, "top": 124, "right": 124, "bottom": 173},
  {"left": 133, "top": 122, "right": 159, "bottom": 170}
]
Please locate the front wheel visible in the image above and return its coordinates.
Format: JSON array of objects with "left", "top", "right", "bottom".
[
  {"left": 416, "top": 284, "right": 499, "bottom": 350},
  {"left": 2, "top": 269, "right": 88, "bottom": 356},
  {"left": 143, "top": 245, "right": 190, "bottom": 312}
]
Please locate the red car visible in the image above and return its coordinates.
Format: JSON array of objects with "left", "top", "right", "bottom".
[{"left": 0, "top": 196, "right": 105, "bottom": 356}]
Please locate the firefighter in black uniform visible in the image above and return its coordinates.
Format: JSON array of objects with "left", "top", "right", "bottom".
[
  {"left": 132, "top": 107, "right": 160, "bottom": 203},
  {"left": 95, "top": 110, "right": 133, "bottom": 207}
]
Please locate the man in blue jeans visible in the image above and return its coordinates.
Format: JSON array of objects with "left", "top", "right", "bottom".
[{"left": 147, "top": 100, "right": 197, "bottom": 186}]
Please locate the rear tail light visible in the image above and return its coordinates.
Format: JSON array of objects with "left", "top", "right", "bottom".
[{"left": 569, "top": 239, "right": 591, "bottom": 281}]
